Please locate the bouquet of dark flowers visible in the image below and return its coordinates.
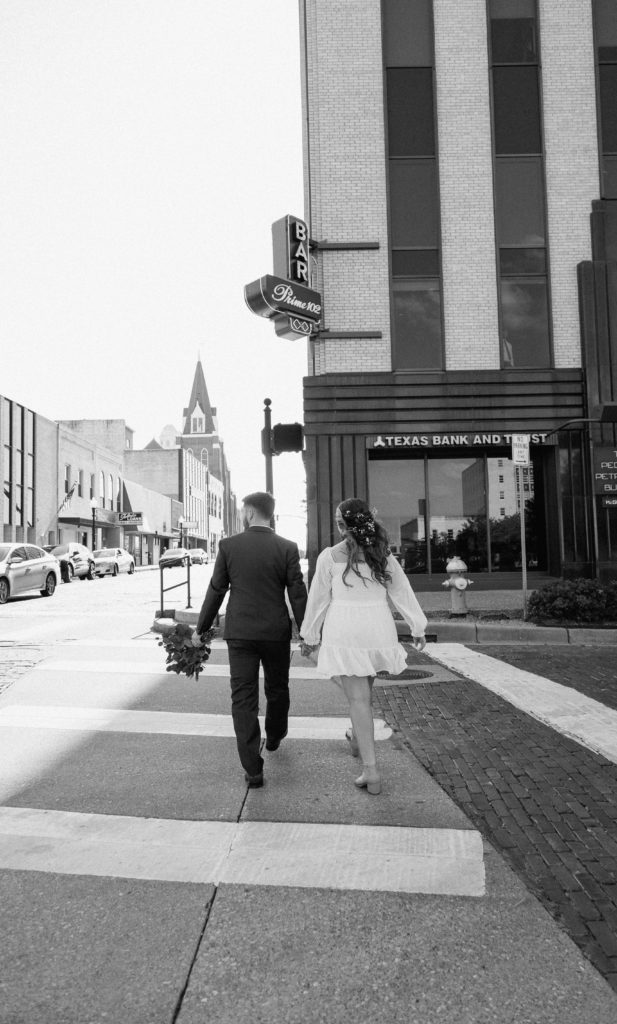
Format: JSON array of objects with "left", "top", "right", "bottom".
[{"left": 157, "top": 622, "right": 214, "bottom": 680}]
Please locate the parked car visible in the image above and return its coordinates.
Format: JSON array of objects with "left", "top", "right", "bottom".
[
  {"left": 0, "top": 543, "right": 60, "bottom": 604},
  {"left": 189, "top": 547, "right": 209, "bottom": 564},
  {"left": 92, "top": 548, "right": 135, "bottom": 577},
  {"left": 159, "top": 547, "right": 190, "bottom": 568},
  {"left": 49, "top": 543, "right": 95, "bottom": 582}
]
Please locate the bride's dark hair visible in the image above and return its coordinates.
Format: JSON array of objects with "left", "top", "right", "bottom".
[{"left": 338, "top": 497, "right": 392, "bottom": 587}]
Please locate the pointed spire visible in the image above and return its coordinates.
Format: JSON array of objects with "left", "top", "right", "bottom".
[{"left": 182, "top": 357, "right": 216, "bottom": 435}]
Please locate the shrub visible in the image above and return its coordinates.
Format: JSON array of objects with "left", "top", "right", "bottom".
[{"left": 527, "top": 578, "right": 617, "bottom": 624}]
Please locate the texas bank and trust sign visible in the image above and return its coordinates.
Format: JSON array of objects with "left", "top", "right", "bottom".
[{"left": 369, "top": 432, "right": 551, "bottom": 449}]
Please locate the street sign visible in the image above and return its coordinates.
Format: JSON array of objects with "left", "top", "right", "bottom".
[
  {"left": 602, "top": 496, "right": 617, "bottom": 508},
  {"left": 178, "top": 520, "right": 198, "bottom": 529},
  {"left": 511, "top": 434, "right": 530, "bottom": 466}
]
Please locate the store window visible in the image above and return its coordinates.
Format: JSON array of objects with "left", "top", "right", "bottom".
[{"left": 368, "top": 450, "right": 545, "bottom": 574}]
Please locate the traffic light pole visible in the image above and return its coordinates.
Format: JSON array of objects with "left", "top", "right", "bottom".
[{"left": 263, "top": 398, "right": 274, "bottom": 495}]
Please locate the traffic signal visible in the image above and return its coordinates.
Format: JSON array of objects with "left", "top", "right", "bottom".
[{"left": 270, "top": 423, "right": 304, "bottom": 454}]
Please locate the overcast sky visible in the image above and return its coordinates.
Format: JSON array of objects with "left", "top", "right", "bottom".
[{"left": 0, "top": 1, "right": 309, "bottom": 545}]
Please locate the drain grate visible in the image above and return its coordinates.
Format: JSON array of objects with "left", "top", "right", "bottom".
[{"left": 376, "top": 668, "right": 434, "bottom": 681}]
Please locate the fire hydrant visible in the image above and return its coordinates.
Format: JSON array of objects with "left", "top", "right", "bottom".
[{"left": 442, "top": 556, "right": 473, "bottom": 617}]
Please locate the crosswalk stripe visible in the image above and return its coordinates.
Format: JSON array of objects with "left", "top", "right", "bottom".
[
  {"left": 431, "top": 643, "right": 617, "bottom": 765},
  {"left": 0, "top": 705, "right": 392, "bottom": 741},
  {"left": 0, "top": 806, "right": 484, "bottom": 895},
  {"left": 31, "top": 659, "right": 325, "bottom": 679}
]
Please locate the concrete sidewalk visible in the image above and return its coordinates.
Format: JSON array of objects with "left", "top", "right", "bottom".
[{"left": 0, "top": 637, "right": 616, "bottom": 1022}]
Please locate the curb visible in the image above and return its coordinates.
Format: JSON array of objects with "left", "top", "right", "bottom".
[{"left": 395, "top": 619, "right": 617, "bottom": 645}]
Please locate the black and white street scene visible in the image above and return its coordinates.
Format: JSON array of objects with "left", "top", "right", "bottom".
[{"left": 1, "top": 2, "right": 617, "bottom": 1022}]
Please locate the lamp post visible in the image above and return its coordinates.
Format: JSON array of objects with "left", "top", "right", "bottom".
[{"left": 90, "top": 498, "right": 97, "bottom": 549}]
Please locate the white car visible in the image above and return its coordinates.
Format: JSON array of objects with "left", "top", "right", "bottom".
[
  {"left": 92, "top": 548, "right": 135, "bottom": 577},
  {"left": 0, "top": 543, "right": 61, "bottom": 604},
  {"left": 189, "top": 547, "right": 209, "bottom": 564}
]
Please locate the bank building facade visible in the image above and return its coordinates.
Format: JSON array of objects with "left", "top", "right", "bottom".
[{"left": 299, "top": 0, "right": 617, "bottom": 580}]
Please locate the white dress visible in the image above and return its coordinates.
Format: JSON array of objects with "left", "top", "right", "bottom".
[{"left": 300, "top": 548, "right": 428, "bottom": 679}]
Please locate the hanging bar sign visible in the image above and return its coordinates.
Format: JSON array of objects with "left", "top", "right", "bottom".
[{"left": 245, "top": 214, "right": 322, "bottom": 341}]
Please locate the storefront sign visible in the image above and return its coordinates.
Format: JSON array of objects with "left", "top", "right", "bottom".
[
  {"left": 118, "top": 511, "right": 143, "bottom": 525},
  {"left": 244, "top": 275, "right": 322, "bottom": 324},
  {"left": 593, "top": 447, "right": 617, "bottom": 495},
  {"left": 602, "top": 496, "right": 617, "bottom": 507},
  {"left": 369, "top": 432, "right": 550, "bottom": 450},
  {"left": 272, "top": 215, "right": 310, "bottom": 286}
]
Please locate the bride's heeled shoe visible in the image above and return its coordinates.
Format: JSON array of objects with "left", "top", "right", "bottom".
[
  {"left": 354, "top": 766, "right": 382, "bottom": 795},
  {"left": 345, "top": 728, "right": 359, "bottom": 757}
]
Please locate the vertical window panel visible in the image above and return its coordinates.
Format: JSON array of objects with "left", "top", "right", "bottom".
[
  {"left": 493, "top": 67, "right": 541, "bottom": 153},
  {"left": 393, "top": 279, "right": 443, "bottom": 368},
  {"left": 382, "top": 0, "right": 433, "bottom": 66},
  {"left": 500, "top": 279, "right": 550, "bottom": 366},
  {"left": 495, "top": 158, "right": 545, "bottom": 245},
  {"left": 389, "top": 160, "right": 439, "bottom": 247},
  {"left": 387, "top": 69, "right": 435, "bottom": 155}
]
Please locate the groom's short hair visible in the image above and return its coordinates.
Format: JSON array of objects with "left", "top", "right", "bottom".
[{"left": 243, "top": 491, "right": 275, "bottom": 519}]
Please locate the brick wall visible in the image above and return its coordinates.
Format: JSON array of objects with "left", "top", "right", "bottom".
[
  {"left": 540, "top": 0, "right": 598, "bottom": 367},
  {"left": 433, "top": 0, "right": 501, "bottom": 370},
  {"left": 124, "top": 449, "right": 181, "bottom": 501},
  {"left": 301, "top": 0, "right": 391, "bottom": 372}
]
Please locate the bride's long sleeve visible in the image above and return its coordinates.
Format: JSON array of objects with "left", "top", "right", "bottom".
[
  {"left": 386, "top": 556, "right": 428, "bottom": 637},
  {"left": 299, "top": 548, "right": 333, "bottom": 645}
]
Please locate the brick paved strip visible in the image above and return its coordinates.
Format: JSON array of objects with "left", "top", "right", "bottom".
[
  {"left": 373, "top": 679, "right": 617, "bottom": 994},
  {"left": 469, "top": 645, "right": 617, "bottom": 712},
  {"left": 430, "top": 643, "right": 617, "bottom": 764}
]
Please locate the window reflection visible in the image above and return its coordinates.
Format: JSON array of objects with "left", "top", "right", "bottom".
[
  {"left": 368, "top": 454, "right": 544, "bottom": 574},
  {"left": 393, "top": 280, "right": 443, "bottom": 369},
  {"left": 500, "top": 279, "right": 550, "bottom": 366}
]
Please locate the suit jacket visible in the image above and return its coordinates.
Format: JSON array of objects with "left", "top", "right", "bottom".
[{"left": 196, "top": 526, "right": 308, "bottom": 641}]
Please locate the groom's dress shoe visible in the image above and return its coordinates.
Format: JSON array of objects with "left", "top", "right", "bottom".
[
  {"left": 265, "top": 729, "right": 288, "bottom": 752},
  {"left": 244, "top": 771, "right": 264, "bottom": 788}
]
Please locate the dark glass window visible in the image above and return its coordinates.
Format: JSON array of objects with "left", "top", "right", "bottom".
[
  {"left": 389, "top": 160, "right": 439, "bottom": 247},
  {"left": 500, "top": 279, "right": 550, "bottom": 366},
  {"left": 603, "top": 155, "right": 617, "bottom": 198},
  {"left": 392, "top": 249, "right": 440, "bottom": 276},
  {"left": 495, "top": 158, "right": 545, "bottom": 245},
  {"left": 382, "top": 0, "right": 433, "bottom": 66},
  {"left": 13, "top": 405, "right": 23, "bottom": 452},
  {"left": 595, "top": 0, "right": 617, "bottom": 61},
  {"left": 493, "top": 67, "right": 541, "bottom": 153},
  {"left": 599, "top": 66, "right": 617, "bottom": 151},
  {"left": 499, "top": 248, "right": 546, "bottom": 274},
  {"left": 387, "top": 69, "right": 435, "bottom": 155},
  {"left": 489, "top": 0, "right": 537, "bottom": 62},
  {"left": 393, "top": 279, "right": 442, "bottom": 369}
]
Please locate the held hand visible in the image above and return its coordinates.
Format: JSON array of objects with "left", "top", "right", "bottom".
[
  {"left": 412, "top": 635, "right": 426, "bottom": 652},
  {"left": 300, "top": 642, "right": 318, "bottom": 659},
  {"left": 191, "top": 630, "right": 204, "bottom": 648}
]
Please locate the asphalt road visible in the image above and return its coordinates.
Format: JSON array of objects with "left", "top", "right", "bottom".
[{"left": 1, "top": 569, "right": 616, "bottom": 1022}]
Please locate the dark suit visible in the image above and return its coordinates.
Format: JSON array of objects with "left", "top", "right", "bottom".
[{"left": 196, "top": 526, "right": 307, "bottom": 775}]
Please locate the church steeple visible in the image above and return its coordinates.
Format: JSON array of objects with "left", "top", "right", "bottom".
[{"left": 182, "top": 358, "right": 216, "bottom": 435}]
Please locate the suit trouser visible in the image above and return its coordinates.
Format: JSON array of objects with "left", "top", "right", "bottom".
[{"left": 226, "top": 639, "right": 291, "bottom": 776}]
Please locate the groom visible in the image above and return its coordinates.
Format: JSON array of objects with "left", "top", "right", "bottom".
[{"left": 193, "top": 491, "right": 307, "bottom": 787}]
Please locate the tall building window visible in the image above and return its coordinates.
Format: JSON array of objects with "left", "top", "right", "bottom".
[
  {"left": 593, "top": 0, "right": 617, "bottom": 198},
  {"left": 383, "top": 0, "right": 444, "bottom": 369},
  {"left": 488, "top": 0, "right": 552, "bottom": 368},
  {"left": 2, "top": 399, "right": 11, "bottom": 527}
]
